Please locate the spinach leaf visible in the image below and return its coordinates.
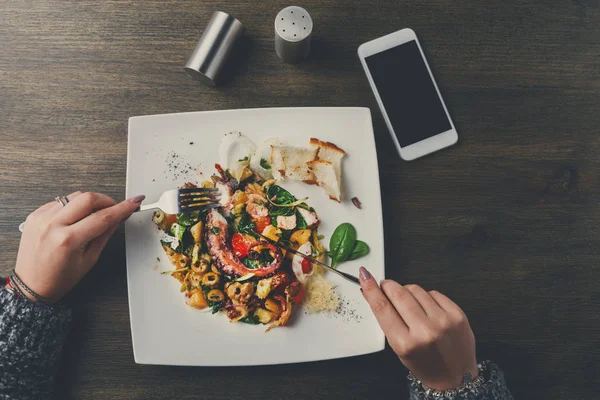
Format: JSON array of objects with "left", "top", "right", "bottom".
[
  {"left": 181, "top": 232, "right": 195, "bottom": 256},
  {"left": 242, "top": 258, "right": 261, "bottom": 269},
  {"left": 237, "top": 210, "right": 256, "bottom": 235},
  {"left": 329, "top": 223, "right": 357, "bottom": 268},
  {"left": 239, "top": 315, "right": 260, "bottom": 325},
  {"left": 170, "top": 223, "right": 186, "bottom": 243},
  {"left": 210, "top": 301, "right": 222, "bottom": 314},
  {"left": 238, "top": 156, "right": 249, "bottom": 162},
  {"left": 280, "top": 229, "right": 293, "bottom": 241},
  {"left": 258, "top": 249, "right": 274, "bottom": 264},
  {"left": 296, "top": 210, "right": 308, "bottom": 229},
  {"left": 267, "top": 184, "right": 297, "bottom": 205},
  {"left": 348, "top": 240, "right": 370, "bottom": 261},
  {"left": 269, "top": 206, "right": 295, "bottom": 220},
  {"left": 260, "top": 158, "right": 271, "bottom": 170},
  {"left": 210, "top": 227, "right": 221, "bottom": 235},
  {"left": 176, "top": 210, "right": 201, "bottom": 227}
]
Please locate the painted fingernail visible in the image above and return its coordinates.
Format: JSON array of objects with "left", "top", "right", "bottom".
[
  {"left": 128, "top": 194, "right": 145, "bottom": 203},
  {"left": 359, "top": 266, "right": 372, "bottom": 281}
]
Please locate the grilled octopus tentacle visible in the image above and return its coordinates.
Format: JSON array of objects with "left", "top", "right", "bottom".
[{"left": 206, "top": 209, "right": 283, "bottom": 278}]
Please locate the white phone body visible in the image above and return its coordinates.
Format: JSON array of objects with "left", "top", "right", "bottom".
[{"left": 358, "top": 28, "right": 458, "bottom": 161}]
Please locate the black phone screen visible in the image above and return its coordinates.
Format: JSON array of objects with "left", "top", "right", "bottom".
[{"left": 365, "top": 40, "right": 452, "bottom": 147}]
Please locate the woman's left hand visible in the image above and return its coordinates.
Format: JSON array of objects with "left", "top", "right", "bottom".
[
  {"left": 359, "top": 268, "right": 478, "bottom": 391},
  {"left": 13, "top": 192, "right": 145, "bottom": 303}
]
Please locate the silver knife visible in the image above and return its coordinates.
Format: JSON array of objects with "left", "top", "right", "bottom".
[{"left": 254, "top": 231, "right": 360, "bottom": 286}]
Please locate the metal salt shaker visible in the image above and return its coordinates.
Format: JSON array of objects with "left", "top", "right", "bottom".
[{"left": 184, "top": 11, "right": 244, "bottom": 86}]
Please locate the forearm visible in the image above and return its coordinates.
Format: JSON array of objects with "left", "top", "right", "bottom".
[
  {"left": 408, "top": 361, "right": 514, "bottom": 400},
  {"left": 0, "top": 286, "right": 72, "bottom": 400}
]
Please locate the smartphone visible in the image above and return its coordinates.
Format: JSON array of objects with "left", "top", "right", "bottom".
[{"left": 358, "top": 28, "right": 458, "bottom": 161}]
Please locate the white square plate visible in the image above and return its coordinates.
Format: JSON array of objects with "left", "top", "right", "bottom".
[{"left": 126, "top": 107, "right": 385, "bottom": 366}]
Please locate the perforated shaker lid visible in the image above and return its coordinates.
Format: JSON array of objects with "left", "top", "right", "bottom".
[{"left": 274, "top": 6, "right": 313, "bottom": 63}]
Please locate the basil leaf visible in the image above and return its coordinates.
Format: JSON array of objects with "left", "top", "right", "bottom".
[
  {"left": 328, "top": 223, "right": 357, "bottom": 268},
  {"left": 348, "top": 240, "right": 370, "bottom": 261}
]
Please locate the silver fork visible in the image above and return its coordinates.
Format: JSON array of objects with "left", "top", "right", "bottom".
[
  {"left": 138, "top": 187, "right": 221, "bottom": 214},
  {"left": 17, "top": 187, "right": 222, "bottom": 232}
]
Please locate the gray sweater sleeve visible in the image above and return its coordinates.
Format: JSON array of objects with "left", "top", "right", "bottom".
[
  {"left": 408, "top": 361, "right": 513, "bottom": 400},
  {"left": 0, "top": 287, "right": 72, "bottom": 400}
]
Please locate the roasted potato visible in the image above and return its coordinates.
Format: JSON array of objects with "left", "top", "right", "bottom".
[
  {"left": 264, "top": 297, "right": 282, "bottom": 315},
  {"left": 186, "top": 290, "right": 209, "bottom": 310},
  {"left": 254, "top": 308, "right": 275, "bottom": 324},
  {"left": 256, "top": 278, "right": 272, "bottom": 299},
  {"left": 190, "top": 221, "right": 203, "bottom": 243},
  {"left": 262, "top": 225, "right": 282, "bottom": 242},
  {"left": 290, "top": 229, "right": 311, "bottom": 247}
]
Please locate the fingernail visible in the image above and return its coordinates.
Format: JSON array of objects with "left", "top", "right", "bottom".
[
  {"left": 128, "top": 194, "right": 145, "bottom": 203},
  {"left": 359, "top": 266, "right": 372, "bottom": 281}
]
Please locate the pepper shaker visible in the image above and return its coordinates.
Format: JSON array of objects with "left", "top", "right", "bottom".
[
  {"left": 274, "top": 6, "right": 313, "bottom": 63},
  {"left": 184, "top": 11, "right": 244, "bottom": 86}
]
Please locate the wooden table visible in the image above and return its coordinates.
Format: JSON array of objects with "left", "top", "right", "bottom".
[{"left": 1, "top": 1, "right": 598, "bottom": 398}]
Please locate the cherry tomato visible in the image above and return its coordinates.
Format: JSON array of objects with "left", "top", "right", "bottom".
[
  {"left": 301, "top": 258, "right": 313, "bottom": 274},
  {"left": 292, "top": 286, "right": 304, "bottom": 304},
  {"left": 255, "top": 216, "right": 271, "bottom": 233},
  {"left": 231, "top": 233, "right": 253, "bottom": 258}
]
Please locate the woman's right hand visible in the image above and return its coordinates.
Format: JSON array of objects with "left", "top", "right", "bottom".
[
  {"left": 14, "top": 192, "right": 144, "bottom": 303},
  {"left": 359, "top": 267, "right": 478, "bottom": 391}
]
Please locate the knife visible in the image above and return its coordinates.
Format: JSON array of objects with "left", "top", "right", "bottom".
[{"left": 254, "top": 231, "right": 361, "bottom": 286}]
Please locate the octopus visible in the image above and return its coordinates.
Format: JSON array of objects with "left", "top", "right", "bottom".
[
  {"left": 265, "top": 295, "right": 292, "bottom": 332},
  {"left": 206, "top": 208, "right": 283, "bottom": 278},
  {"left": 214, "top": 163, "right": 237, "bottom": 215}
]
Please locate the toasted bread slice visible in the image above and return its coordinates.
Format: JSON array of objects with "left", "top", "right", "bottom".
[
  {"left": 270, "top": 145, "right": 319, "bottom": 182},
  {"left": 310, "top": 138, "right": 345, "bottom": 199},
  {"left": 308, "top": 160, "right": 341, "bottom": 202}
]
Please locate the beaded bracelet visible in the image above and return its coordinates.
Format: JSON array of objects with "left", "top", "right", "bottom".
[
  {"left": 407, "top": 361, "right": 488, "bottom": 399},
  {"left": 5, "top": 275, "right": 25, "bottom": 298},
  {"left": 9, "top": 270, "right": 51, "bottom": 306}
]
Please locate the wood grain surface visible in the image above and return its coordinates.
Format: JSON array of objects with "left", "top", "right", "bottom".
[{"left": 1, "top": 0, "right": 599, "bottom": 399}]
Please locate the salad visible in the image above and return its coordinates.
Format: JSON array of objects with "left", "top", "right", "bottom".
[{"left": 153, "top": 164, "right": 328, "bottom": 332}]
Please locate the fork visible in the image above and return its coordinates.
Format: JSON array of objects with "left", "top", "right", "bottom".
[
  {"left": 17, "top": 187, "right": 222, "bottom": 233},
  {"left": 137, "top": 187, "right": 221, "bottom": 214}
]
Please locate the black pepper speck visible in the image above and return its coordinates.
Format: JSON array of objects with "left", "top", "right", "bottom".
[{"left": 331, "top": 297, "right": 363, "bottom": 323}]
